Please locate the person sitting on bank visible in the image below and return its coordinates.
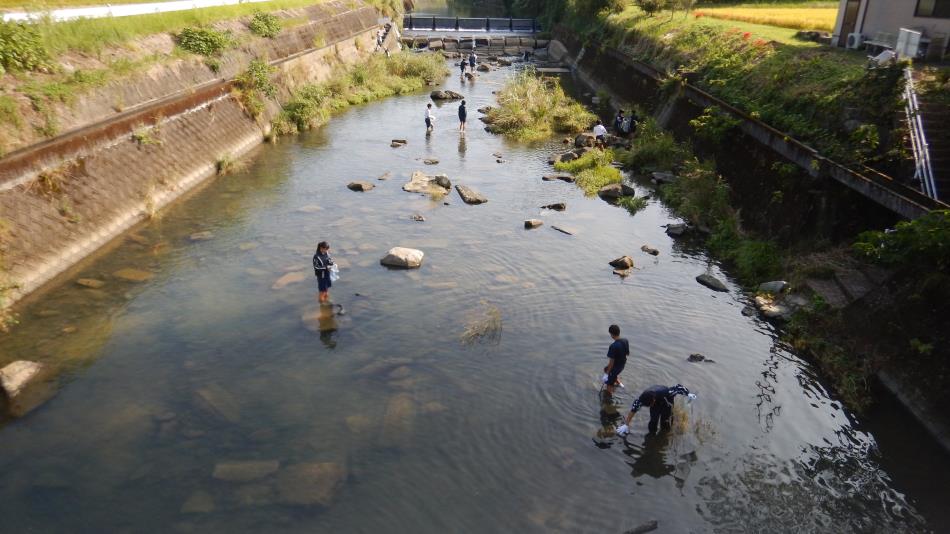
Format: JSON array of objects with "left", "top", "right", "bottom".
[
  {"left": 616, "top": 384, "right": 696, "bottom": 436},
  {"left": 312, "top": 241, "right": 335, "bottom": 303},
  {"left": 592, "top": 120, "right": 608, "bottom": 145}
]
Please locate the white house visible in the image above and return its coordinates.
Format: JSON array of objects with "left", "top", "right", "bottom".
[{"left": 833, "top": 0, "right": 950, "bottom": 59}]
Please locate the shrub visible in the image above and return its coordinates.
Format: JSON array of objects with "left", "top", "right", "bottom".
[
  {"left": 620, "top": 117, "right": 690, "bottom": 171},
  {"left": 486, "top": 68, "right": 596, "bottom": 141},
  {"left": 689, "top": 106, "right": 741, "bottom": 145},
  {"left": 616, "top": 195, "right": 648, "bottom": 214},
  {"left": 575, "top": 165, "right": 622, "bottom": 196},
  {"left": 0, "top": 20, "right": 50, "bottom": 74},
  {"left": 554, "top": 149, "right": 614, "bottom": 173},
  {"left": 237, "top": 59, "right": 277, "bottom": 98},
  {"left": 177, "top": 27, "right": 232, "bottom": 56},
  {"left": 248, "top": 11, "right": 282, "bottom": 38},
  {"left": 853, "top": 210, "right": 950, "bottom": 271}
]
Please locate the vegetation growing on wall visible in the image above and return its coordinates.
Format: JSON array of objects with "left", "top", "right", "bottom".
[
  {"left": 248, "top": 11, "right": 282, "bottom": 38},
  {"left": 234, "top": 58, "right": 278, "bottom": 118},
  {"left": 485, "top": 69, "right": 596, "bottom": 142},
  {"left": 0, "top": 20, "right": 51, "bottom": 75},
  {"left": 272, "top": 52, "right": 448, "bottom": 136}
]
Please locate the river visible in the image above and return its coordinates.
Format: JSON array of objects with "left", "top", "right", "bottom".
[{"left": 1, "top": 57, "right": 949, "bottom": 532}]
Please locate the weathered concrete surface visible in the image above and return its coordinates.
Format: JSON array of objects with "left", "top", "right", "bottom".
[{"left": 0, "top": 360, "right": 56, "bottom": 417}]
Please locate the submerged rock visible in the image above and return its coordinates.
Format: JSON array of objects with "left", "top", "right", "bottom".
[
  {"left": 687, "top": 353, "right": 714, "bottom": 363},
  {"left": 76, "top": 278, "right": 105, "bottom": 289},
  {"left": 276, "top": 463, "right": 346, "bottom": 506},
  {"left": 189, "top": 231, "right": 214, "bottom": 242},
  {"left": 696, "top": 273, "right": 728, "bottom": 292},
  {"left": 541, "top": 202, "right": 566, "bottom": 211},
  {"left": 651, "top": 172, "right": 678, "bottom": 185},
  {"left": 613, "top": 268, "right": 631, "bottom": 278},
  {"left": 456, "top": 185, "right": 487, "bottom": 205},
  {"left": 271, "top": 271, "right": 307, "bottom": 290},
  {"left": 641, "top": 245, "right": 659, "bottom": 256},
  {"left": 347, "top": 181, "right": 375, "bottom": 192},
  {"left": 113, "top": 268, "right": 154, "bottom": 282},
  {"left": 380, "top": 247, "right": 424, "bottom": 269},
  {"left": 181, "top": 490, "right": 216, "bottom": 514},
  {"left": 624, "top": 520, "right": 659, "bottom": 534},
  {"left": 524, "top": 219, "right": 543, "bottom": 229},
  {"left": 549, "top": 151, "right": 577, "bottom": 165},
  {"left": 575, "top": 133, "right": 596, "bottom": 148},
  {"left": 212, "top": 460, "right": 280, "bottom": 482},
  {"left": 410, "top": 213, "right": 426, "bottom": 222},
  {"left": 609, "top": 256, "right": 634, "bottom": 269},
  {"left": 551, "top": 226, "right": 575, "bottom": 236},
  {"left": 542, "top": 174, "right": 574, "bottom": 183},
  {"left": 423, "top": 158, "right": 439, "bottom": 165}
]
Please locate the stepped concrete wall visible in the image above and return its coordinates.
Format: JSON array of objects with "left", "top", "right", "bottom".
[{"left": 0, "top": 0, "right": 386, "bottom": 309}]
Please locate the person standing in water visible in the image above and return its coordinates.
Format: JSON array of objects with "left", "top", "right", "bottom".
[
  {"left": 460, "top": 59, "right": 467, "bottom": 79},
  {"left": 425, "top": 103, "right": 435, "bottom": 132},
  {"left": 313, "top": 241, "right": 335, "bottom": 303},
  {"left": 468, "top": 52, "right": 477, "bottom": 73},
  {"left": 458, "top": 99, "right": 467, "bottom": 133},
  {"left": 603, "top": 324, "right": 629, "bottom": 395},
  {"left": 616, "top": 384, "right": 697, "bottom": 436}
]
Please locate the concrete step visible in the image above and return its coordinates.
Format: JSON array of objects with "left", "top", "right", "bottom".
[
  {"left": 834, "top": 269, "right": 876, "bottom": 302},
  {"left": 804, "top": 278, "right": 850, "bottom": 309}
]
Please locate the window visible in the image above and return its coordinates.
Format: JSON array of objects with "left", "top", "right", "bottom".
[{"left": 916, "top": 0, "right": 950, "bottom": 18}]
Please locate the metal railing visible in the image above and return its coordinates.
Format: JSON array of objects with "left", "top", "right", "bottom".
[
  {"left": 403, "top": 15, "right": 538, "bottom": 33},
  {"left": 904, "top": 67, "right": 939, "bottom": 200}
]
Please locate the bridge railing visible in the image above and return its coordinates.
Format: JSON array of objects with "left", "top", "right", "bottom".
[{"left": 403, "top": 15, "right": 539, "bottom": 33}]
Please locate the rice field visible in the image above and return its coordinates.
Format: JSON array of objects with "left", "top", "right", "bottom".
[{"left": 692, "top": 3, "right": 838, "bottom": 32}]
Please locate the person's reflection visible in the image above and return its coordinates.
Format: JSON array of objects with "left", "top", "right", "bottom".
[
  {"left": 623, "top": 432, "right": 675, "bottom": 479},
  {"left": 594, "top": 390, "right": 622, "bottom": 447},
  {"left": 317, "top": 303, "right": 338, "bottom": 348},
  {"left": 457, "top": 134, "right": 466, "bottom": 157}
]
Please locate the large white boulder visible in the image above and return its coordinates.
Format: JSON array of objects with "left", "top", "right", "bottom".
[{"left": 380, "top": 247, "right": 424, "bottom": 269}]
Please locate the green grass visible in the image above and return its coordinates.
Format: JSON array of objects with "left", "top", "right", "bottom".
[
  {"left": 554, "top": 148, "right": 613, "bottom": 173},
  {"left": 616, "top": 195, "right": 648, "bottom": 214},
  {"left": 554, "top": 148, "right": 622, "bottom": 195},
  {"left": 0, "top": 95, "right": 21, "bottom": 127},
  {"left": 486, "top": 68, "right": 596, "bottom": 141},
  {"left": 273, "top": 51, "right": 448, "bottom": 135}
]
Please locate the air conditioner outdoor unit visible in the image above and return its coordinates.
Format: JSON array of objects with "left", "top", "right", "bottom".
[{"left": 847, "top": 32, "right": 864, "bottom": 49}]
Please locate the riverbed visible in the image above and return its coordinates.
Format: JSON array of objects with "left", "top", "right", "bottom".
[{"left": 1, "top": 59, "right": 948, "bottom": 533}]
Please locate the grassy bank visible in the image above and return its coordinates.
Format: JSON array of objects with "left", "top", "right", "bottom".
[
  {"left": 272, "top": 51, "right": 448, "bottom": 135},
  {"left": 485, "top": 69, "right": 595, "bottom": 142},
  {"left": 554, "top": 149, "right": 623, "bottom": 195}
]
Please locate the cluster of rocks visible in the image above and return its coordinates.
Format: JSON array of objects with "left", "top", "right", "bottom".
[{"left": 430, "top": 90, "right": 464, "bottom": 101}]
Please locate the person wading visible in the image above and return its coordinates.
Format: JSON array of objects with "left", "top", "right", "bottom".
[
  {"left": 603, "top": 324, "right": 629, "bottom": 395},
  {"left": 458, "top": 99, "right": 467, "bottom": 133},
  {"left": 425, "top": 103, "right": 435, "bottom": 133},
  {"left": 468, "top": 52, "right": 477, "bottom": 73},
  {"left": 616, "top": 384, "right": 697, "bottom": 436},
  {"left": 312, "top": 241, "right": 335, "bottom": 303}
]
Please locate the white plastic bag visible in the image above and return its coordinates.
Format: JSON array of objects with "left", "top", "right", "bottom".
[{"left": 329, "top": 264, "right": 340, "bottom": 282}]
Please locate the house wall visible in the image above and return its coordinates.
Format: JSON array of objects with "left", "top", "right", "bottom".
[{"left": 834, "top": 0, "right": 950, "bottom": 55}]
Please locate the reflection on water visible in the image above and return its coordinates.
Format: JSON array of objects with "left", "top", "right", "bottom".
[{"left": 0, "top": 59, "right": 948, "bottom": 533}]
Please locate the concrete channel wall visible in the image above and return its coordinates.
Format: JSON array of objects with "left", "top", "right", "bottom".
[{"left": 0, "top": 0, "right": 387, "bottom": 310}]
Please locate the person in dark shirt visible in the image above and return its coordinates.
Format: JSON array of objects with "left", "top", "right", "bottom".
[
  {"left": 603, "top": 324, "right": 629, "bottom": 395},
  {"left": 613, "top": 110, "right": 625, "bottom": 135},
  {"left": 312, "top": 241, "right": 334, "bottom": 303},
  {"left": 617, "top": 384, "right": 696, "bottom": 436},
  {"left": 458, "top": 99, "right": 467, "bottom": 133}
]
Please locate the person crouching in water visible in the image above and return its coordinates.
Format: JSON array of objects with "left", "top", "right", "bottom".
[
  {"left": 313, "top": 241, "right": 334, "bottom": 303},
  {"left": 616, "top": 384, "right": 696, "bottom": 436}
]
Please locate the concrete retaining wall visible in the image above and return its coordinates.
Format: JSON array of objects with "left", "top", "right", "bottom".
[{"left": 0, "top": 0, "right": 383, "bottom": 309}]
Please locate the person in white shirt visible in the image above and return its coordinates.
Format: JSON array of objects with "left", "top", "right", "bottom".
[
  {"left": 425, "top": 103, "right": 435, "bottom": 132},
  {"left": 592, "top": 120, "right": 608, "bottom": 143}
]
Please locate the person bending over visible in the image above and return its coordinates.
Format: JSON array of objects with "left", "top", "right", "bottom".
[{"left": 616, "top": 384, "right": 696, "bottom": 436}]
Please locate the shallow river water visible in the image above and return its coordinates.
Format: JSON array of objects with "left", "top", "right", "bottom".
[{"left": 1, "top": 61, "right": 949, "bottom": 533}]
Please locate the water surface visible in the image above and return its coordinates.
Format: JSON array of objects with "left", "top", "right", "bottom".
[{"left": 1, "top": 61, "right": 948, "bottom": 533}]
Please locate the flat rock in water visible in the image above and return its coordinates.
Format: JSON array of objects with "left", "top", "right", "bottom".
[
  {"left": 212, "top": 460, "right": 280, "bottom": 482},
  {"left": 696, "top": 273, "right": 728, "bottom": 292},
  {"left": 524, "top": 219, "right": 543, "bottom": 229},
  {"left": 189, "top": 231, "right": 214, "bottom": 241},
  {"left": 76, "top": 278, "right": 105, "bottom": 289},
  {"left": 181, "top": 490, "right": 216, "bottom": 514},
  {"left": 575, "top": 133, "right": 596, "bottom": 148},
  {"left": 410, "top": 213, "right": 426, "bottom": 222},
  {"left": 430, "top": 90, "right": 463, "bottom": 100},
  {"left": 651, "top": 171, "right": 678, "bottom": 185},
  {"left": 754, "top": 295, "right": 793, "bottom": 320},
  {"left": 403, "top": 171, "right": 451, "bottom": 196},
  {"left": 551, "top": 225, "right": 575, "bottom": 236},
  {"left": 609, "top": 256, "right": 634, "bottom": 269},
  {"left": 378, "top": 172, "right": 392, "bottom": 181},
  {"left": 549, "top": 151, "right": 577, "bottom": 165},
  {"left": 542, "top": 174, "right": 574, "bottom": 183},
  {"left": 624, "top": 520, "right": 659, "bottom": 534},
  {"left": 272, "top": 271, "right": 307, "bottom": 290},
  {"left": 688, "top": 353, "right": 706, "bottom": 362},
  {"left": 665, "top": 223, "right": 688, "bottom": 237},
  {"left": 276, "top": 463, "right": 346, "bottom": 506},
  {"left": 380, "top": 247, "right": 424, "bottom": 269},
  {"left": 347, "top": 181, "right": 374, "bottom": 192},
  {"left": 423, "top": 158, "right": 439, "bottom": 165},
  {"left": 541, "top": 202, "right": 566, "bottom": 211},
  {"left": 641, "top": 245, "right": 659, "bottom": 256},
  {"left": 113, "top": 268, "right": 154, "bottom": 282},
  {"left": 456, "top": 185, "right": 487, "bottom": 204}
]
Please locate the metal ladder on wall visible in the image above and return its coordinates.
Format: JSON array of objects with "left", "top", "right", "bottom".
[{"left": 904, "top": 67, "right": 940, "bottom": 201}]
